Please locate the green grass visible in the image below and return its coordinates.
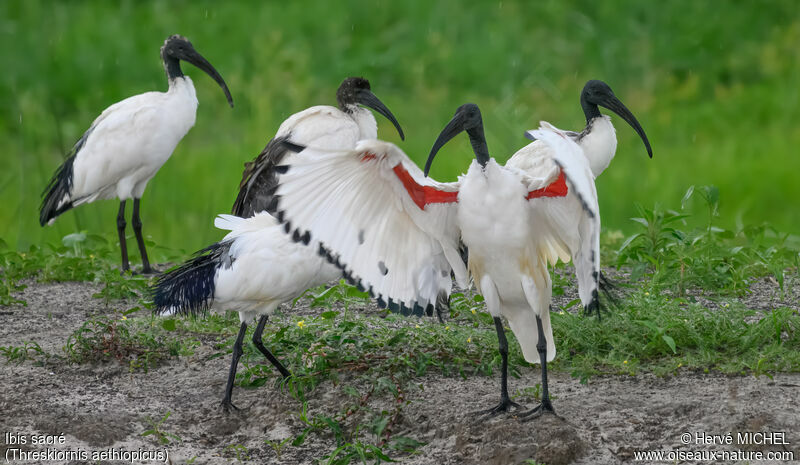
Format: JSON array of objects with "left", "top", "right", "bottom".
[{"left": 2, "top": 0, "right": 800, "bottom": 261}]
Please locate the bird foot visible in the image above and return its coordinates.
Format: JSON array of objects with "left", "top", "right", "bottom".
[
  {"left": 518, "top": 399, "right": 555, "bottom": 421},
  {"left": 582, "top": 298, "right": 608, "bottom": 320},
  {"left": 134, "top": 265, "right": 159, "bottom": 276},
  {"left": 473, "top": 398, "right": 522, "bottom": 419},
  {"left": 220, "top": 399, "right": 240, "bottom": 414}
]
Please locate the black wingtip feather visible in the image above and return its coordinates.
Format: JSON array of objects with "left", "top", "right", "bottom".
[
  {"left": 150, "top": 242, "right": 231, "bottom": 317},
  {"left": 281, "top": 140, "right": 307, "bottom": 153},
  {"left": 39, "top": 154, "right": 77, "bottom": 226}
]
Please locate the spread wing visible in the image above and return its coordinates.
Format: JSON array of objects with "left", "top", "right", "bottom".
[
  {"left": 232, "top": 106, "right": 361, "bottom": 217},
  {"left": 523, "top": 123, "right": 601, "bottom": 313},
  {"left": 272, "top": 139, "right": 466, "bottom": 316}
]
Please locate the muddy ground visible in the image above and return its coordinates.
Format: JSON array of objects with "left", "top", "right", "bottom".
[{"left": 1, "top": 274, "right": 798, "bottom": 465}]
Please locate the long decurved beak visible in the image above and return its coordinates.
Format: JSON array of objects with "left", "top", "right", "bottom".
[
  {"left": 426, "top": 113, "right": 466, "bottom": 177},
  {"left": 598, "top": 96, "right": 651, "bottom": 158},
  {"left": 426, "top": 105, "right": 489, "bottom": 177},
  {"left": 180, "top": 47, "right": 234, "bottom": 108},
  {"left": 356, "top": 89, "right": 404, "bottom": 140}
]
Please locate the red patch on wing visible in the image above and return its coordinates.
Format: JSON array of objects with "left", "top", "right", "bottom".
[
  {"left": 526, "top": 171, "right": 568, "bottom": 200},
  {"left": 392, "top": 164, "right": 458, "bottom": 209},
  {"left": 360, "top": 152, "right": 378, "bottom": 162}
]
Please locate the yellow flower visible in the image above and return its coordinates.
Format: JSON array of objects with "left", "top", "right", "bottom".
[
  {"left": 644, "top": 292, "right": 650, "bottom": 296},
  {"left": 623, "top": 360, "right": 628, "bottom": 365},
  {"left": 471, "top": 309, "right": 476, "bottom": 315},
  {"left": 467, "top": 337, "right": 472, "bottom": 343},
  {"left": 677, "top": 363, "right": 683, "bottom": 368},
  {"left": 445, "top": 326, "right": 450, "bottom": 330},
  {"left": 121, "top": 315, "right": 128, "bottom": 321},
  {"left": 415, "top": 324, "right": 420, "bottom": 329},
  {"left": 297, "top": 320, "right": 305, "bottom": 329}
]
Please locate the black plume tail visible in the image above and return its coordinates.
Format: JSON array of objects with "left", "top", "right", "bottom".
[
  {"left": 151, "top": 242, "right": 232, "bottom": 317},
  {"left": 39, "top": 154, "right": 76, "bottom": 226}
]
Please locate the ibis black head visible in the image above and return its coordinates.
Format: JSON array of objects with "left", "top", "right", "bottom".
[
  {"left": 580, "top": 80, "right": 651, "bottom": 158},
  {"left": 161, "top": 34, "right": 234, "bottom": 108},
  {"left": 425, "top": 103, "right": 489, "bottom": 176},
  {"left": 336, "top": 77, "right": 404, "bottom": 140}
]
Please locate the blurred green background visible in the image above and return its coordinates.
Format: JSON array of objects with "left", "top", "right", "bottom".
[{"left": 2, "top": 0, "right": 799, "bottom": 260}]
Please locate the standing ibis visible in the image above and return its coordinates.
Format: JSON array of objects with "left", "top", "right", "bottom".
[
  {"left": 152, "top": 212, "right": 340, "bottom": 411},
  {"left": 232, "top": 76, "right": 404, "bottom": 217},
  {"left": 268, "top": 104, "right": 604, "bottom": 417},
  {"left": 40, "top": 34, "right": 233, "bottom": 273},
  {"left": 425, "top": 105, "right": 601, "bottom": 417},
  {"left": 505, "top": 79, "right": 653, "bottom": 316}
]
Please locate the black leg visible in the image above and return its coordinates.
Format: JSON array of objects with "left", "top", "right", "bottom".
[
  {"left": 116, "top": 200, "right": 129, "bottom": 273},
  {"left": 475, "top": 317, "right": 521, "bottom": 417},
  {"left": 252, "top": 315, "right": 291, "bottom": 378},
  {"left": 519, "top": 314, "right": 556, "bottom": 420},
  {"left": 132, "top": 198, "right": 153, "bottom": 274},
  {"left": 222, "top": 322, "right": 248, "bottom": 412}
]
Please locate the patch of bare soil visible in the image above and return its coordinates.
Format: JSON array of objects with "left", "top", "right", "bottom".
[{"left": 1, "top": 276, "right": 798, "bottom": 464}]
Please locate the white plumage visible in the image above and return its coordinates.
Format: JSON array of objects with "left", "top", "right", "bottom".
[
  {"left": 273, "top": 139, "right": 465, "bottom": 315},
  {"left": 40, "top": 34, "right": 233, "bottom": 273},
  {"left": 272, "top": 107, "right": 598, "bottom": 416},
  {"left": 152, "top": 212, "right": 339, "bottom": 410},
  {"left": 232, "top": 76, "right": 404, "bottom": 217},
  {"left": 65, "top": 78, "right": 199, "bottom": 207},
  {"left": 211, "top": 213, "right": 341, "bottom": 323}
]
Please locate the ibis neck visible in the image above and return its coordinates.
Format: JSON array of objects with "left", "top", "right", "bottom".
[
  {"left": 578, "top": 116, "right": 617, "bottom": 177},
  {"left": 345, "top": 104, "right": 378, "bottom": 139},
  {"left": 164, "top": 56, "right": 184, "bottom": 80},
  {"left": 580, "top": 97, "right": 602, "bottom": 124},
  {"left": 467, "top": 128, "right": 490, "bottom": 168}
]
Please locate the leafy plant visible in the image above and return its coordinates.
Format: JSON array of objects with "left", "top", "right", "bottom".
[
  {"left": 63, "top": 310, "right": 179, "bottom": 371},
  {"left": 141, "top": 411, "right": 181, "bottom": 445},
  {"left": 617, "top": 186, "right": 799, "bottom": 295}
]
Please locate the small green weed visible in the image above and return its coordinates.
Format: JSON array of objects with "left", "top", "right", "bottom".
[
  {"left": 265, "top": 437, "right": 293, "bottom": 461},
  {"left": 63, "top": 309, "right": 182, "bottom": 371},
  {"left": 141, "top": 411, "right": 181, "bottom": 445},
  {"left": 224, "top": 444, "right": 250, "bottom": 462},
  {"left": 0, "top": 340, "right": 54, "bottom": 365}
]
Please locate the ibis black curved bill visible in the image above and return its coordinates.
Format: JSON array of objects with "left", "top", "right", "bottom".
[
  {"left": 425, "top": 103, "right": 489, "bottom": 177},
  {"left": 356, "top": 89, "right": 404, "bottom": 141},
  {"left": 180, "top": 47, "right": 234, "bottom": 108},
  {"left": 598, "top": 95, "right": 651, "bottom": 158}
]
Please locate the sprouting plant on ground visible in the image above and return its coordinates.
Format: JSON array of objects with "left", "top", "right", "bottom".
[
  {"left": 141, "top": 411, "right": 181, "bottom": 445},
  {"left": 0, "top": 340, "right": 55, "bottom": 366},
  {"left": 63, "top": 309, "right": 184, "bottom": 371},
  {"left": 265, "top": 437, "right": 293, "bottom": 461},
  {"left": 224, "top": 444, "right": 250, "bottom": 462}
]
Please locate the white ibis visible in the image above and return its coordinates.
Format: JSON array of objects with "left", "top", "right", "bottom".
[
  {"left": 39, "top": 34, "right": 233, "bottom": 273},
  {"left": 232, "top": 76, "right": 404, "bottom": 217},
  {"left": 504, "top": 79, "right": 653, "bottom": 316},
  {"left": 152, "top": 212, "right": 340, "bottom": 411},
  {"left": 425, "top": 105, "right": 601, "bottom": 417},
  {"left": 269, "top": 105, "right": 602, "bottom": 417}
]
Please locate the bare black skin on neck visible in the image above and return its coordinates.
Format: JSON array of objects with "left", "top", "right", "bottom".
[{"left": 425, "top": 103, "right": 489, "bottom": 176}]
